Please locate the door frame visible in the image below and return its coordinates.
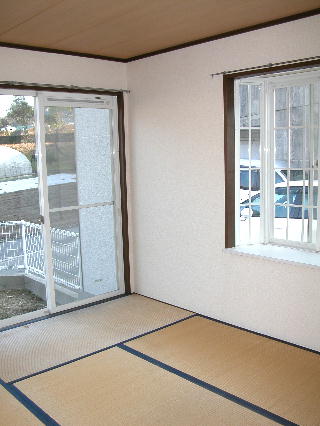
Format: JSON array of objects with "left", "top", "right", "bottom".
[{"left": 0, "top": 85, "right": 130, "bottom": 326}]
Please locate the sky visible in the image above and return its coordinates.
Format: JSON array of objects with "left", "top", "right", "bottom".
[{"left": 0, "top": 95, "right": 35, "bottom": 118}]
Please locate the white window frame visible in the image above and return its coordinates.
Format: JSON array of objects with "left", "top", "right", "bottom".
[
  {"left": 0, "top": 89, "right": 125, "bottom": 320},
  {"left": 235, "top": 68, "right": 320, "bottom": 252}
]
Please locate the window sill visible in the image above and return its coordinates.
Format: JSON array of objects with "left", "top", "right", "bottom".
[{"left": 225, "top": 244, "right": 320, "bottom": 269}]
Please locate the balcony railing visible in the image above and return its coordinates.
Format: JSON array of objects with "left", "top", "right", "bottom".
[{"left": 0, "top": 221, "right": 82, "bottom": 290}]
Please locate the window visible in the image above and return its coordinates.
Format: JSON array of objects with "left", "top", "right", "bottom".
[
  {"left": 224, "top": 64, "right": 320, "bottom": 252},
  {"left": 235, "top": 69, "right": 320, "bottom": 250}
]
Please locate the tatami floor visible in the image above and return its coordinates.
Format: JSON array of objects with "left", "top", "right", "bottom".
[{"left": 0, "top": 294, "right": 319, "bottom": 425}]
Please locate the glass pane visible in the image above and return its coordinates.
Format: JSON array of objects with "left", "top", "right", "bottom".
[
  {"left": 239, "top": 169, "right": 249, "bottom": 202},
  {"left": 50, "top": 205, "right": 118, "bottom": 306},
  {"left": 240, "top": 85, "right": 249, "bottom": 128},
  {"left": 250, "top": 169, "right": 260, "bottom": 192},
  {"left": 49, "top": 210, "right": 82, "bottom": 302},
  {"left": 274, "top": 206, "right": 287, "bottom": 240},
  {"left": 240, "top": 129, "right": 260, "bottom": 166},
  {"left": 291, "top": 106, "right": 304, "bottom": 126},
  {"left": 251, "top": 129, "right": 260, "bottom": 164},
  {"left": 239, "top": 170, "right": 260, "bottom": 203},
  {"left": 302, "top": 209, "right": 309, "bottom": 243},
  {"left": 274, "top": 186, "right": 287, "bottom": 204},
  {"left": 274, "top": 204, "right": 288, "bottom": 218},
  {"left": 304, "top": 182, "right": 318, "bottom": 207},
  {"left": 289, "top": 169, "right": 303, "bottom": 182},
  {"left": 275, "top": 87, "right": 288, "bottom": 127},
  {"left": 301, "top": 208, "right": 317, "bottom": 244},
  {"left": 289, "top": 205, "right": 302, "bottom": 219},
  {"left": 314, "top": 185, "right": 318, "bottom": 207},
  {"left": 240, "top": 129, "right": 249, "bottom": 163},
  {"left": 79, "top": 205, "right": 117, "bottom": 296},
  {"left": 250, "top": 191, "right": 261, "bottom": 205},
  {"left": 0, "top": 95, "right": 47, "bottom": 320},
  {"left": 74, "top": 108, "right": 113, "bottom": 205},
  {"left": 313, "top": 208, "right": 318, "bottom": 244},
  {"left": 275, "top": 169, "right": 287, "bottom": 184},
  {"left": 239, "top": 206, "right": 250, "bottom": 244},
  {"left": 250, "top": 216, "right": 261, "bottom": 243},
  {"left": 290, "top": 128, "right": 305, "bottom": 168},
  {"left": 275, "top": 129, "right": 288, "bottom": 168},
  {"left": 240, "top": 169, "right": 249, "bottom": 190},
  {"left": 290, "top": 86, "right": 306, "bottom": 127},
  {"left": 251, "top": 85, "right": 260, "bottom": 127},
  {"left": 45, "top": 106, "right": 77, "bottom": 209},
  {"left": 288, "top": 184, "right": 302, "bottom": 205},
  {"left": 290, "top": 86, "right": 306, "bottom": 107},
  {"left": 312, "top": 82, "right": 319, "bottom": 167},
  {"left": 288, "top": 208, "right": 302, "bottom": 242}
]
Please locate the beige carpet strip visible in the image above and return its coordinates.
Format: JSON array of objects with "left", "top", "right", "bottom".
[
  {"left": 0, "top": 294, "right": 191, "bottom": 382},
  {"left": 16, "top": 347, "right": 277, "bottom": 426},
  {"left": 127, "top": 316, "right": 320, "bottom": 426},
  {"left": 0, "top": 386, "right": 41, "bottom": 426}
]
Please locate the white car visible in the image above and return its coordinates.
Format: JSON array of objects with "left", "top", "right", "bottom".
[
  {"left": 239, "top": 165, "right": 287, "bottom": 203},
  {"left": 240, "top": 181, "right": 318, "bottom": 243}
]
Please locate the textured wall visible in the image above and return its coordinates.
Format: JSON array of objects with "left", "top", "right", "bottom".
[
  {"left": 0, "top": 47, "right": 126, "bottom": 88},
  {"left": 127, "top": 15, "right": 320, "bottom": 351}
]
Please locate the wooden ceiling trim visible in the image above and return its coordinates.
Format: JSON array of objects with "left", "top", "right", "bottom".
[
  {"left": 0, "top": 41, "right": 127, "bottom": 62},
  {"left": 127, "top": 8, "right": 320, "bottom": 62},
  {"left": 0, "top": 8, "right": 318, "bottom": 63}
]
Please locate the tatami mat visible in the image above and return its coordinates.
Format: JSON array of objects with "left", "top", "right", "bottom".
[
  {"left": 127, "top": 316, "right": 320, "bottom": 426},
  {"left": 16, "top": 346, "right": 277, "bottom": 426},
  {"left": 0, "top": 294, "right": 191, "bottom": 382},
  {"left": 0, "top": 386, "right": 41, "bottom": 426}
]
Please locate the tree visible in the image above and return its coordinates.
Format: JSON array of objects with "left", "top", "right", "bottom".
[
  {"left": 6, "top": 96, "right": 34, "bottom": 131},
  {"left": 0, "top": 117, "right": 9, "bottom": 134},
  {"left": 45, "top": 106, "right": 73, "bottom": 133}
]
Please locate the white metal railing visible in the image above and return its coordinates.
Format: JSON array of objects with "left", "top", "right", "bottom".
[
  {"left": 0, "top": 221, "right": 25, "bottom": 271},
  {"left": 0, "top": 221, "right": 82, "bottom": 290}
]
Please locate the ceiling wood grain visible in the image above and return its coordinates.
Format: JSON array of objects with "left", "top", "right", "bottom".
[{"left": 0, "top": 0, "right": 319, "bottom": 60}]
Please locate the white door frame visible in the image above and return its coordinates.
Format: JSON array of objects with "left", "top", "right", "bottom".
[
  {"left": 37, "top": 91, "right": 125, "bottom": 313},
  {"left": 0, "top": 89, "right": 125, "bottom": 325}
]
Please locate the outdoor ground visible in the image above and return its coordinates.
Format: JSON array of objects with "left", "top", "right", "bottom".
[{"left": 0, "top": 289, "right": 46, "bottom": 320}]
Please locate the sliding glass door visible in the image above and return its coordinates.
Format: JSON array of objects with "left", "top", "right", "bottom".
[
  {"left": 0, "top": 93, "right": 47, "bottom": 321},
  {"left": 0, "top": 90, "right": 125, "bottom": 323}
]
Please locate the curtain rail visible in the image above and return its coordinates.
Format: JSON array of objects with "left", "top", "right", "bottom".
[
  {"left": 210, "top": 55, "right": 320, "bottom": 77},
  {"left": 0, "top": 81, "right": 130, "bottom": 94}
]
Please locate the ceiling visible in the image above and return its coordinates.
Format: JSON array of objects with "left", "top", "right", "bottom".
[{"left": 0, "top": 0, "right": 319, "bottom": 61}]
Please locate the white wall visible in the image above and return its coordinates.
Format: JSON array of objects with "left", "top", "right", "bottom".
[
  {"left": 0, "top": 47, "right": 127, "bottom": 89},
  {"left": 128, "top": 15, "right": 320, "bottom": 351}
]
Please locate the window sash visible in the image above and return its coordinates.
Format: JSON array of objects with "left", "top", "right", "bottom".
[{"left": 235, "top": 71, "right": 320, "bottom": 251}]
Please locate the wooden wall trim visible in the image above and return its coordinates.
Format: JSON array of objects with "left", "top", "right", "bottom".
[
  {"left": 223, "top": 76, "right": 235, "bottom": 248},
  {"left": 117, "top": 93, "right": 131, "bottom": 294}
]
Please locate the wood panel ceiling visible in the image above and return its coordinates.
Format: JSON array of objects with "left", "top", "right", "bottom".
[{"left": 0, "top": 0, "right": 319, "bottom": 61}]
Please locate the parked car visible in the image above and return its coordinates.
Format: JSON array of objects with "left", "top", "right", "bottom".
[
  {"left": 240, "top": 181, "right": 318, "bottom": 219},
  {"left": 239, "top": 165, "right": 287, "bottom": 203}
]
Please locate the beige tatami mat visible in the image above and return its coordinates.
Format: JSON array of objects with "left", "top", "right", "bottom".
[
  {"left": 0, "top": 386, "right": 41, "bottom": 426},
  {"left": 127, "top": 316, "right": 320, "bottom": 426},
  {"left": 16, "top": 347, "right": 276, "bottom": 426},
  {"left": 0, "top": 294, "right": 191, "bottom": 382}
]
